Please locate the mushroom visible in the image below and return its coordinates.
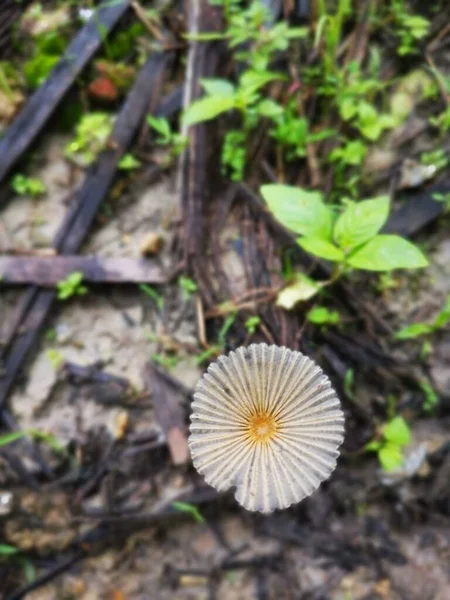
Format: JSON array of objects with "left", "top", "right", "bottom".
[{"left": 189, "top": 343, "right": 344, "bottom": 513}]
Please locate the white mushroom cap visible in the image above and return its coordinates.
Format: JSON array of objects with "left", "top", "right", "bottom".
[{"left": 189, "top": 343, "right": 344, "bottom": 513}]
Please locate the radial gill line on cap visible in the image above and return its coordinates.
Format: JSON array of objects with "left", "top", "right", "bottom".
[{"left": 189, "top": 343, "right": 345, "bottom": 513}]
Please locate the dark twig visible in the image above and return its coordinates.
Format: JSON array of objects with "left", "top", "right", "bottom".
[{"left": 0, "top": 52, "right": 173, "bottom": 410}]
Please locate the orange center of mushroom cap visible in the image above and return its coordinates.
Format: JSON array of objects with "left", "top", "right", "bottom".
[{"left": 247, "top": 412, "right": 278, "bottom": 443}]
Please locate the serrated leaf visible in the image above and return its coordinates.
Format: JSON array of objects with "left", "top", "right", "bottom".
[
  {"left": 200, "top": 78, "right": 235, "bottom": 97},
  {"left": 394, "top": 322, "right": 434, "bottom": 340},
  {"left": 260, "top": 184, "right": 332, "bottom": 239},
  {"left": 298, "top": 237, "right": 344, "bottom": 262},
  {"left": 276, "top": 274, "right": 322, "bottom": 309},
  {"left": 383, "top": 416, "right": 411, "bottom": 446},
  {"left": 347, "top": 235, "right": 428, "bottom": 271},
  {"left": 182, "top": 96, "right": 236, "bottom": 126},
  {"left": 334, "top": 196, "right": 390, "bottom": 250},
  {"left": 379, "top": 443, "right": 403, "bottom": 471}
]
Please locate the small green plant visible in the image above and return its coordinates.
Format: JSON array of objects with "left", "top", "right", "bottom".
[
  {"left": 343, "top": 368, "right": 354, "bottom": 399},
  {"left": 140, "top": 283, "right": 164, "bottom": 310},
  {"left": 11, "top": 174, "right": 46, "bottom": 197},
  {"left": 147, "top": 115, "right": 187, "bottom": 166},
  {"left": 366, "top": 415, "right": 411, "bottom": 471},
  {"left": 0, "top": 544, "right": 19, "bottom": 556},
  {"left": 245, "top": 315, "right": 261, "bottom": 335},
  {"left": 419, "top": 378, "right": 439, "bottom": 413},
  {"left": 183, "top": 72, "right": 284, "bottom": 180},
  {"left": 389, "top": 1, "right": 430, "bottom": 56},
  {"left": 261, "top": 186, "right": 428, "bottom": 279},
  {"left": 23, "top": 31, "right": 67, "bottom": 89},
  {"left": 182, "top": 0, "right": 307, "bottom": 180},
  {"left": 178, "top": 276, "right": 198, "bottom": 298},
  {"left": 432, "top": 192, "right": 450, "bottom": 212},
  {"left": 420, "top": 149, "right": 449, "bottom": 173},
  {"left": 172, "top": 501, "right": 205, "bottom": 524},
  {"left": 394, "top": 295, "right": 450, "bottom": 340},
  {"left": 118, "top": 153, "right": 141, "bottom": 170},
  {"left": 66, "top": 112, "right": 113, "bottom": 165},
  {"left": 0, "top": 428, "right": 64, "bottom": 453},
  {"left": 57, "top": 272, "right": 88, "bottom": 300},
  {"left": 46, "top": 349, "right": 65, "bottom": 370},
  {"left": 306, "top": 306, "right": 340, "bottom": 326}
]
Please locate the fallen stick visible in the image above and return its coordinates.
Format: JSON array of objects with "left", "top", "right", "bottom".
[
  {"left": 0, "top": 51, "right": 173, "bottom": 410},
  {"left": 0, "top": 256, "right": 166, "bottom": 286},
  {"left": 0, "top": 0, "right": 130, "bottom": 183},
  {"left": 143, "top": 362, "right": 190, "bottom": 465}
]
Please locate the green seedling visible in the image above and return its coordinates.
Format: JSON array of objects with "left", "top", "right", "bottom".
[
  {"left": 306, "top": 306, "right": 340, "bottom": 326},
  {"left": 182, "top": 71, "right": 285, "bottom": 180},
  {"left": 245, "top": 315, "right": 261, "bottom": 335},
  {"left": 432, "top": 192, "right": 450, "bottom": 212},
  {"left": 178, "top": 276, "right": 198, "bottom": 298},
  {"left": 140, "top": 283, "right": 164, "bottom": 310},
  {"left": 46, "top": 349, "right": 65, "bottom": 370},
  {"left": 261, "top": 186, "right": 428, "bottom": 280},
  {"left": 389, "top": 1, "right": 430, "bottom": 56},
  {"left": 147, "top": 116, "right": 187, "bottom": 166},
  {"left": 394, "top": 295, "right": 450, "bottom": 340},
  {"left": 66, "top": 113, "right": 113, "bottom": 165},
  {"left": 0, "top": 428, "right": 65, "bottom": 454},
  {"left": 23, "top": 31, "right": 67, "bottom": 89},
  {"left": 0, "top": 544, "right": 19, "bottom": 556},
  {"left": 172, "top": 501, "right": 205, "bottom": 524},
  {"left": 118, "top": 153, "right": 141, "bottom": 170},
  {"left": 11, "top": 174, "right": 46, "bottom": 197},
  {"left": 57, "top": 272, "right": 88, "bottom": 300},
  {"left": 182, "top": 0, "right": 307, "bottom": 180},
  {"left": 366, "top": 415, "right": 411, "bottom": 471},
  {"left": 343, "top": 368, "right": 354, "bottom": 399},
  {"left": 419, "top": 378, "right": 439, "bottom": 413}
]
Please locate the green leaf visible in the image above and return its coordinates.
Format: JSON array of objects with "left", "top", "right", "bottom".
[
  {"left": 276, "top": 274, "right": 322, "bottom": 309},
  {"left": 379, "top": 443, "right": 403, "bottom": 471},
  {"left": 394, "top": 322, "right": 434, "bottom": 340},
  {"left": 0, "top": 431, "right": 26, "bottom": 447},
  {"left": 147, "top": 115, "right": 171, "bottom": 139},
  {"left": 257, "top": 99, "right": 283, "bottom": 118},
  {"left": 182, "top": 96, "right": 236, "bottom": 126},
  {"left": 298, "top": 237, "right": 344, "bottom": 262},
  {"left": 172, "top": 501, "right": 205, "bottom": 524},
  {"left": 306, "top": 306, "right": 340, "bottom": 325},
  {"left": 365, "top": 440, "right": 382, "bottom": 452},
  {"left": 285, "top": 27, "right": 308, "bottom": 39},
  {"left": 260, "top": 184, "right": 332, "bottom": 239},
  {"left": 0, "top": 544, "right": 20, "bottom": 556},
  {"left": 118, "top": 154, "right": 141, "bottom": 170},
  {"left": 383, "top": 416, "right": 410, "bottom": 446},
  {"left": 433, "top": 294, "right": 450, "bottom": 329},
  {"left": 334, "top": 196, "right": 390, "bottom": 250},
  {"left": 239, "top": 70, "right": 283, "bottom": 95},
  {"left": 347, "top": 235, "right": 428, "bottom": 271},
  {"left": 200, "top": 78, "right": 235, "bottom": 97}
]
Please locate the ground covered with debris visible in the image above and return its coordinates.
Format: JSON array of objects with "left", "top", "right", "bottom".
[{"left": 0, "top": 1, "right": 450, "bottom": 599}]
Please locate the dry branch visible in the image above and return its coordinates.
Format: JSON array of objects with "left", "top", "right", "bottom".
[
  {"left": 0, "top": 256, "right": 166, "bottom": 286},
  {"left": 0, "top": 51, "right": 173, "bottom": 410}
]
